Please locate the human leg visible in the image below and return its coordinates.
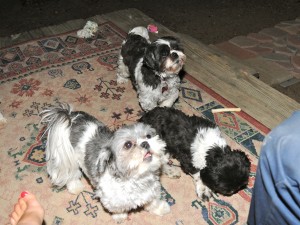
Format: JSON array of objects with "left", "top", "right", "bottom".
[{"left": 248, "top": 111, "right": 300, "bottom": 225}]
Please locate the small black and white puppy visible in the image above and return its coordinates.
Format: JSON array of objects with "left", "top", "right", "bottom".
[
  {"left": 40, "top": 103, "right": 170, "bottom": 223},
  {"left": 139, "top": 107, "right": 251, "bottom": 200},
  {"left": 117, "top": 26, "right": 186, "bottom": 111}
]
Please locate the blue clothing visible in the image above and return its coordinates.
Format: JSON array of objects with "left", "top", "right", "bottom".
[{"left": 248, "top": 111, "right": 300, "bottom": 225}]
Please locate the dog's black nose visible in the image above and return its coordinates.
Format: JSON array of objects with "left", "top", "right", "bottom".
[
  {"left": 171, "top": 52, "right": 178, "bottom": 59},
  {"left": 141, "top": 141, "right": 150, "bottom": 150}
]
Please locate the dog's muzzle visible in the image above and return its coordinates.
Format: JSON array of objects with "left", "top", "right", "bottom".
[
  {"left": 171, "top": 52, "right": 179, "bottom": 60},
  {"left": 141, "top": 141, "right": 152, "bottom": 161},
  {"left": 141, "top": 141, "right": 150, "bottom": 149}
]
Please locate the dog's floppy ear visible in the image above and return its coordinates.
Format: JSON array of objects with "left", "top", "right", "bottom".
[
  {"left": 95, "top": 146, "right": 114, "bottom": 174},
  {"left": 143, "top": 46, "right": 157, "bottom": 70},
  {"left": 160, "top": 36, "right": 183, "bottom": 51},
  {"left": 95, "top": 144, "right": 123, "bottom": 178}
]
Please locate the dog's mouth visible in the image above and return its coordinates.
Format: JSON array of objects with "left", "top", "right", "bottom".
[{"left": 143, "top": 151, "right": 152, "bottom": 161}]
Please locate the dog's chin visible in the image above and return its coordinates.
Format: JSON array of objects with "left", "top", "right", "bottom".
[
  {"left": 138, "top": 154, "right": 161, "bottom": 175},
  {"left": 213, "top": 183, "right": 248, "bottom": 196},
  {"left": 164, "top": 65, "right": 183, "bottom": 75}
]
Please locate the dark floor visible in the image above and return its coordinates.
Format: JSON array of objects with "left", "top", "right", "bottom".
[{"left": 1, "top": 0, "right": 300, "bottom": 102}]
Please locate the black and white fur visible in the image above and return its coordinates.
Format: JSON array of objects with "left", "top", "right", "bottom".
[
  {"left": 39, "top": 103, "right": 170, "bottom": 223},
  {"left": 139, "top": 107, "right": 251, "bottom": 200},
  {"left": 117, "top": 26, "right": 186, "bottom": 111}
]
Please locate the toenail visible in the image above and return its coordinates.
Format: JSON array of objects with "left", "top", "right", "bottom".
[{"left": 20, "top": 191, "right": 29, "bottom": 198}]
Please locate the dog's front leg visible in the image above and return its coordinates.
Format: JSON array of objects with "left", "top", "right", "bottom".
[
  {"left": 159, "top": 90, "right": 179, "bottom": 108},
  {"left": 111, "top": 212, "right": 128, "bottom": 224},
  {"left": 116, "top": 55, "right": 130, "bottom": 84},
  {"left": 192, "top": 173, "right": 213, "bottom": 201},
  {"left": 139, "top": 96, "right": 157, "bottom": 112},
  {"left": 144, "top": 198, "right": 171, "bottom": 216}
]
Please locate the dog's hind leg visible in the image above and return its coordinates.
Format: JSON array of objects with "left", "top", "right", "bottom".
[
  {"left": 116, "top": 55, "right": 130, "bottom": 84},
  {"left": 66, "top": 169, "right": 85, "bottom": 195}
]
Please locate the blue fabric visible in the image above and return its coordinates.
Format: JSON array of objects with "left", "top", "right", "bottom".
[{"left": 248, "top": 111, "right": 300, "bottom": 225}]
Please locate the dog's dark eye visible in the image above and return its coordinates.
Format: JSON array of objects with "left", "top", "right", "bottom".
[
  {"left": 124, "top": 141, "right": 132, "bottom": 149},
  {"left": 161, "top": 50, "right": 169, "bottom": 57},
  {"left": 146, "top": 134, "right": 151, "bottom": 139}
]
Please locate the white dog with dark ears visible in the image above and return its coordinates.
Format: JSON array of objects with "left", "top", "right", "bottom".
[
  {"left": 117, "top": 26, "right": 186, "bottom": 111},
  {"left": 39, "top": 103, "right": 170, "bottom": 223},
  {"left": 139, "top": 107, "right": 251, "bottom": 201}
]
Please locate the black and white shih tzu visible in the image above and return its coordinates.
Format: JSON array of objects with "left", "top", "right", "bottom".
[
  {"left": 117, "top": 26, "right": 186, "bottom": 111},
  {"left": 39, "top": 103, "right": 170, "bottom": 223},
  {"left": 139, "top": 107, "right": 251, "bottom": 200}
]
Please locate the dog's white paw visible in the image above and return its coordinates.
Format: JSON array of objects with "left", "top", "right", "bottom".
[
  {"left": 112, "top": 213, "right": 128, "bottom": 224},
  {"left": 139, "top": 100, "right": 156, "bottom": 112},
  {"left": 116, "top": 75, "right": 129, "bottom": 84},
  {"left": 159, "top": 99, "right": 175, "bottom": 108},
  {"left": 196, "top": 185, "right": 213, "bottom": 201},
  {"left": 149, "top": 200, "right": 171, "bottom": 216},
  {"left": 67, "top": 180, "right": 85, "bottom": 195},
  {"left": 145, "top": 199, "right": 171, "bottom": 216}
]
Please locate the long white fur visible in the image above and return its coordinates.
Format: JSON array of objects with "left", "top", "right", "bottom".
[
  {"left": 191, "top": 127, "right": 227, "bottom": 170},
  {"left": 45, "top": 118, "right": 78, "bottom": 187}
]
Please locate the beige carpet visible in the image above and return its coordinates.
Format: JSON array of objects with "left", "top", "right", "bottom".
[{"left": 0, "top": 17, "right": 268, "bottom": 225}]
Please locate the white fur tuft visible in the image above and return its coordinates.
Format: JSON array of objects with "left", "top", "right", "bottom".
[
  {"left": 129, "top": 26, "right": 150, "bottom": 41},
  {"left": 191, "top": 127, "right": 227, "bottom": 170},
  {"left": 147, "top": 135, "right": 166, "bottom": 156},
  {"left": 155, "top": 39, "right": 170, "bottom": 46}
]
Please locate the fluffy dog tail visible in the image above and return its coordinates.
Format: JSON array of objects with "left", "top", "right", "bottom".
[
  {"left": 39, "top": 103, "right": 78, "bottom": 187},
  {"left": 129, "top": 26, "right": 149, "bottom": 41}
]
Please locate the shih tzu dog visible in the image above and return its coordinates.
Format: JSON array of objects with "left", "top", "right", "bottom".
[
  {"left": 117, "top": 26, "right": 186, "bottom": 111},
  {"left": 39, "top": 103, "right": 170, "bottom": 223},
  {"left": 139, "top": 107, "right": 251, "bottom": 200}
]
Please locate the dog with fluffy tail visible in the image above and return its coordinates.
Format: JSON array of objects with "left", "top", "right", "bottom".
[{"left": 39, "top": 103, "right": 170, "bottom": 223}]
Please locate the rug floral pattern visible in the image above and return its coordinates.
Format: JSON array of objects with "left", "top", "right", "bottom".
[{"left": 0, "top": 21, "right": 268, "bottom": 225}]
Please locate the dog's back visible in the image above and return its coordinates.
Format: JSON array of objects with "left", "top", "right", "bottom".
[{"left": 121, "top": 27, "right": 150, "bottom": 74}]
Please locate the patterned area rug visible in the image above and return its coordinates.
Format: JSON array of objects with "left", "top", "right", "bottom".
[{"left": 0, "top": 21, "right": 269, "bottom": 225}]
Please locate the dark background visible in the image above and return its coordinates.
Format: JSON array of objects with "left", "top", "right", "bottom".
[{"left": 1, "top": 0, "right": 300, "bottom": 102}]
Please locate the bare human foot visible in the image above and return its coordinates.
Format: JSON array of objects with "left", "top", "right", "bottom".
[{"left": 10, "top": 191, "right": 44, "bottom": 225}]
